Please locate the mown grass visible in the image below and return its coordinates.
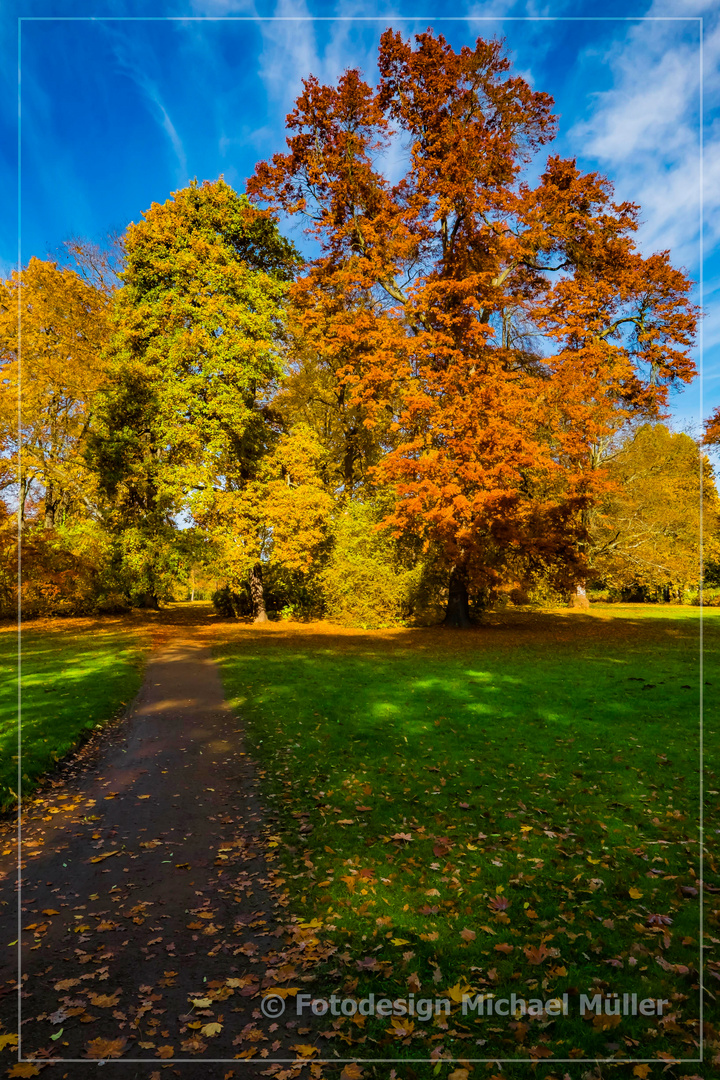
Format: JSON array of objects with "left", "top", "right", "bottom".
[
  {"left": 0, "top": 620, "right": 148, "bottom": 811},
  {"left": 214, "top": 607, "right": 718, "bottom": 1074}
]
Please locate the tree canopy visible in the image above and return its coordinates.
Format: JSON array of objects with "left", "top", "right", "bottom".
[
  {"left": 247, "top": 29, "right": 698, "bottom": 622},
  {"left": 2, "top": 30, "right": 711, "bottom": 623}
]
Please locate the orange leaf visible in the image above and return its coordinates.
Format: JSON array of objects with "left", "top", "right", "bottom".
[{"left": 83, "top": 1036, "right": 128, "bottom": 1059}]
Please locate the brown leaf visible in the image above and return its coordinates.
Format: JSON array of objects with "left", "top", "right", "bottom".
[
  {"left": 592, "top": 1013, "right": 621, "bottom": 1031},
  {"left": 524, "top": 943, "right": 553, "bottom": 965},
  {"left": 529, "top": 1045, "right": 554, "bottom": 1058},
  {"left": 88, "top": 991, "right": 121, "bottom": 1008},
  {"left": 340, "top": 1065, "right": 364, "bottom": 1080},
  {"left": 83, "top": 1036, "right": 129, "bottom": 1059}
]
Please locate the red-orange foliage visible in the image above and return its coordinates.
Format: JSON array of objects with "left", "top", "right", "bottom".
[
  {"left": 249, "top": 29, "right": 698, "bottom": 620},
  {"left": 704, "top": 407, "right": 720, "bottom": 447}
]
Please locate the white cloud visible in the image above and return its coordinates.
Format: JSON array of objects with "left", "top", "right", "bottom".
[{"left": 564, "top": 6, "right": 720, "bottom": 425}]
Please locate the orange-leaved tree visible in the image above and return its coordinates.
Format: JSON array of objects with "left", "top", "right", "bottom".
[{"left": 248, "top": 29, "right": 698, "bottom": 624}]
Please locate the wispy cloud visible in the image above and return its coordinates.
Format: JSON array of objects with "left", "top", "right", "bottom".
[{"left": 103, "top": 27, "right": 189, "bottom": 183}]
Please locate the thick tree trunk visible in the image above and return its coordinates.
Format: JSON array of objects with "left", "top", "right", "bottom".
[
  {"left": 569, "top": 582, "right": 590, "bottom": 610},
  {"left": 250, "top": 562, "right": 268, "bottom": 623},
  {"left": 443, "top": 564, "right": 472, "bottom": 628},
  {"left": 137, "top": 591, "right": 159, "bottom": 610}
]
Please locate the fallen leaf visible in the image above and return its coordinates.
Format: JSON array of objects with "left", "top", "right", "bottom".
[
  {"left": 460, "top": 928, "right": 476, "bottom": 942},
  {"left": 592, "top": 1013, "right": 622, "bottom": 1031},
  {"left": 340, "top": 1065, "right": 364, "bottom": 1080},
  {"left": 629, "top": 887, "right": 643, "bottom": 899},
  {"left": 290, "top": 1044, "right": 318, "bottom": 1058},
  {"left": 7, "top": 1066, "right": 41, "bottom": 1078},
  {"left": 201, "top": 1023, "right": 222, "bottom": 1038},
  {"left": 89, "top": 992, "right": 121, "bottom": 1008},
  {"left": 89, "top": 850, "right": 120, "bottom": 864},
  {"left": 83, "top": 1036, "right": 128, "bottom": 1059},
  {"left": 524, "top": 943, "right": 554, "bottom": 965}
]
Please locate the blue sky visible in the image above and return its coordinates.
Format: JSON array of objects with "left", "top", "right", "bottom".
[{"left": 2, "top": 0, "right": 718, "bottom": 437}]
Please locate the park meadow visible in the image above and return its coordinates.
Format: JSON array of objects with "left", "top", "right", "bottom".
[{"left": 0, "top": 602, "right": 715, "bottom": 1077}]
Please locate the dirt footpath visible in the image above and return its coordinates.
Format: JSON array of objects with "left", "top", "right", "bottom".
[{"left": 0, "top": 633, "right": 336, "bottom": 1079}]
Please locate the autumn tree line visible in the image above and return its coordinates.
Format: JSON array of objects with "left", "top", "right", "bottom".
[{"left": 1, "top": 30, "right": 717, "bottom": 626}]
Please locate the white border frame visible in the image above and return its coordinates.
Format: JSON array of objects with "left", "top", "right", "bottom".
[{"left": 14, "top": 10, "right": 708, "bottom": 1071}]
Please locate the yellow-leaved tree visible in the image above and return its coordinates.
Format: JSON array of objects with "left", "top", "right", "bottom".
[
  {"left": 0, "top": 256, "right": 111, "bottom": 525},
  {"left": 588, "top": 424, "right": 717, "bottom": 595}
]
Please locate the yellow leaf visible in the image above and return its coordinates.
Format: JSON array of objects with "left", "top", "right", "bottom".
[
  {"left": 200, "top": 1022, "right": 222, "bottom": 1037},
  {"left": 629, "top": 887, "right": 643, "bottom": 899},
  {"left": 390, "top": 938, "right": 410, "bottom": 946},
  {"left": 190, "top": 997, "right": 212, "bottom": 1008},
  {"left": 633, "top": 1067, "right": 651, "bottom": 1079},
  {"left": 89, "top": 850, "right": 119, "bottom": 863},
  {"left": 290, "top": 1044, "right": 318, "bottom": 1058},
  {"left": 446, "top": 982, "right": 472, "bottom": 1004},
  {"left": 0, "top": 1034, "right": 18, "bottom": 1051},
  {"left": 7, "top": 1066, "right": 40, "bottom": 1078}
]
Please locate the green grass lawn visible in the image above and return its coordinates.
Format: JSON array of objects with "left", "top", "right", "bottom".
[
  {"left": 0, "top": 620, "right": 148, "bottom": 811},
  {"left": 214, "top": 607, "right": 717, "bottom": 1073}
]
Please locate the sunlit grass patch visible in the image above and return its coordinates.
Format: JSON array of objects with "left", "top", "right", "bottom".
[
  {"left": 214, "top": 607, "right": 717, "bottom": 1069},
  {"left": 0, "top": 620, "right": 148, "bottom": 810}
]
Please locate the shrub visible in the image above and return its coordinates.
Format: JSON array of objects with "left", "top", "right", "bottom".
[
  {"left": 321, "top": 501, "right": 424, "bottom": 628},
  {"left": 2, "top": 520, "right": 129, "bottom": 618}
]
